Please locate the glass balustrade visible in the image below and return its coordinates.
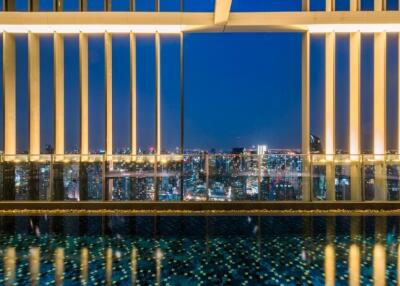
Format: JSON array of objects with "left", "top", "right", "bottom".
[{"left": 0, "top": 153, "right": 399, "bottom": 201}]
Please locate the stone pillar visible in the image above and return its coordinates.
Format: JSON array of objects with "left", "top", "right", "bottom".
[{"left": 54, "top": 33, "right": 64, "bottom": 157}]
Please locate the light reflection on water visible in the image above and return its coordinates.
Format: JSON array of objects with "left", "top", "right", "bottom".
[{"left": 0, "top": 216, "right": 399, "bottom": 285}]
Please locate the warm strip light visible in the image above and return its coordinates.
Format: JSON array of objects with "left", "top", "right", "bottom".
[
  {"left": 0, "top": 25, "right": 181, "bottom": 34},
  {"left": 308, "top": 24, "right": 400, "bottom": 33}
]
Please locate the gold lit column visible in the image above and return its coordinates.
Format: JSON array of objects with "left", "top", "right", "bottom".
[
  {"left": 350, "top": 0, "right": 360, "bottom": 11},
  {"left": 302, "top": 31, "right": 311, "bottom": 201},
  {"left": 3, "top": 32, "right": 16, "bottom": 157},
  {"left": 79, "top": 33, "right": 89, "bottom": 157},
  {"left": 28, "top": 32, "right": 40, "bottom": 157},
  {"left": 155, "top": 32, "right": 161, "bottom": 155},
  {"left": 130, "top": 32, "right": 137, "bottom": 155},
  {"left": 325, "top": 31, "right": 336, "bottom": 201},
  {"left": 302, "top": 0, "right": 309, "bottom": 11},
  {"left": 105, "top": 32, "right": 113, "bottom": 157},
  {"left": 349, "top": 31, "right": 362, "bottom": 201},
  {"left": 374, "top": 0, "right": 384, "bottom": 10},
  {"left": 374, "top": 31, "right": 387, "bottom": 200},
  {"left": 54, "top": 33, "right": 64, "bottom": 157},
  {"left": 325, "top": 0, "right": 334, "bottom": 11}
]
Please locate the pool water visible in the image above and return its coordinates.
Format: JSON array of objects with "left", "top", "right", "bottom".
[{"left": 0, "top": 215, "right": 397, "bottom": 285}]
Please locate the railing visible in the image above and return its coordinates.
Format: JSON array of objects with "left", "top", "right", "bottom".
[{"left": 0, "top": 153, "right": 399, "bottom": 201}]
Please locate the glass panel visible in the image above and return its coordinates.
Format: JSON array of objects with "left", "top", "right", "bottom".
[
  {"left": 183, "top": 154, "right": 207, "bottom": 201},
  {"left": 261, "top": 154, "right": 302, "bottom": 201}
]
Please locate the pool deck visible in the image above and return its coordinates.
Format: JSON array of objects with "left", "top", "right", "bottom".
[{"left": 0, "top": 201, "right": 400, "bottom": 215}]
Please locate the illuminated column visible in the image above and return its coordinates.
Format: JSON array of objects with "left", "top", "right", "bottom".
[
  {"left": 130, "top": 32, "right": 137, "bottom": 155},
  {"left": 54, "top": 33, "right": 64, "bottom": 156},
  {"left": 349, "top": 0, "right": 360, "bottom": 11},
  {"left": 302, "top": 0, "right": 310, "bottom": 11},
  {"left": 79, "top": 33, "right": 89, "bottom": 156},
  {"left": 28, "top": 0, "right": 39, "bottom": 11},
  {"left": 105, "top": 0, "right": 111, "bottom": 11},
  {"left": 374, "top": 0, "right": 384, "bottom": 10},
  {"left": 3, "top": 33, "right": 16, "bottom": 156},
  {"left": 28, "top": 32, "right": 40, "bottom": 156},
  {"left": 79, "top": 0, "right": 87, "bottom": 11},
  {"left": 325, "top": 31, "right": 336, "bottom": 201},
  {"left": 3, "top": 0, "right": 15, "bottom": 10},
  {"left": 374, "top": 31, "right": 387, "bottom": 200},
  {"left": 325, "top": 0, "right": 334, "bottom": 11},
  {"left": 105, "top": 32, "right": 113, "bottom": 156},
  {"left": 399, "top": 32, "right": 400, "bottom": 152},
  {"left": 155, "top": 32, "right": 161, "bottom": 155},
  {"left": 302, "top": 31, "right": 311, "bottom": 201},
  {"left": 324, "top": 244, "right": 335, "bottom": 286},
  {"left": 349, "top": 32, "right": 362, "bottom": 201},
  {"left": 54, "top": 0, "right": 63, "bottom": 11}
]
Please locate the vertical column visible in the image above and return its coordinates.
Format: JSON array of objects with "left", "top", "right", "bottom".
[
  {"left": 130, "top": 0, "right": 135, "bottom": 11},
  {"left": 105, "top": 32, "right": 113, "bottom": 157},
  {"left": 28, "top": 32, "right": 40, "bottom": 157},
  {"left": 302, "top": 0, "right": 309, "bottom": 11},
  {"left": 54, "top": 0, "right": 63, "bottom": 11},
  {"left": 374, "top": 31, "right": 387, "bottom": 200},
  {"left": 28, "top": 32, "right": 41, "bottom": 200},
  {"left": 350, "top": 0, "right": 360, "bottom": 11},
  {"left": 349, "top": 31, "right": 362, "bottom": 201},
  {"left": 179, "top": 32, "right": 185, "bottom": 200},
  {"left": 105, "top": 0, "right": 111, "bottom": 11},
  {"left": 54, "top": 33, "right": 64, "bottom": 156},
  {"left": 79, "top": 33, "right": 89, "bottom": 156},
  {"left": 3, "top": 0, "right": 15, "bottom": 11},
  {"left": 155, "top": 32, "right": 161, "bottom": 155},
  {"left": 302, "top": 31, "right": 311, "bottom": 201},
  {"left": 325, "top": 0, "right": 335, "bottom": 11},
  {"left": 3, "top": 33, "right": 16, "bottom": 200},
  {"left": 325, "top": 31, "right": 336, "bottom": 201},
  {"left": 130, "top": 32, "right": 137, "bottom": 155},
  {"left": 28, "top": 0, "right": 40, "bottom": 11},
  {"left": 374, "top": 0, "right": 384, "bottom": 10},
  {"left": 79, "top": 0, "right": 87, "bottom": 11},
  {"left": 399, "top": 32, "right": 400, "bottom": 153},
  {"left": 3, "top": 33, "right": 16, "bottom": 157}
]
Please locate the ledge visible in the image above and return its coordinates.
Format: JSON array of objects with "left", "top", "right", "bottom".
[{"left": 0, "top": 201, "right": 400, "bottom": 215}]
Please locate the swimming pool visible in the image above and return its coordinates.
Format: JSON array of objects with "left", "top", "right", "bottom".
[{"left": 0, "top": 215, "right": 397, "bottom": 285}]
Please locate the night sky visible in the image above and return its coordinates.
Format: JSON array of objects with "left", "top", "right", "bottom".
[{"left": 0, "top": 0, "right": 399, "bottom": 153}]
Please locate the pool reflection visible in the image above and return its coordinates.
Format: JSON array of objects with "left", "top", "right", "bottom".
[{"left": 0, "top": 215, "right": 399, "bottom": 285}]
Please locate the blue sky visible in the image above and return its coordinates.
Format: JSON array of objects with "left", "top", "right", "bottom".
[{"left": 0, "top": 0, "right": 399, "bottom": 153}]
